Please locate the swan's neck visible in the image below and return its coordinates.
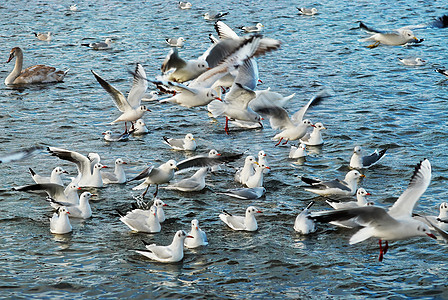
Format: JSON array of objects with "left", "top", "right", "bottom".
[{"left": 5, "top": 50, "right": 23, "bottom": 85}]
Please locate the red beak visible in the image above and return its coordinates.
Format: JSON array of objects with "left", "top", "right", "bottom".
[{"left": 427, "top": 233, "right": 437, "bottom": 239}]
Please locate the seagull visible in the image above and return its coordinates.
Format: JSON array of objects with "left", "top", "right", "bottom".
[
  {"left": 91, "top": 63, "right": 149, "bottom": 133},
  {"left": 0, "top": 145, "right": 44, "bottom": 164},
  {"left": 250, "top": 88, "right": 296, "bottom": 110},
  {"left": 101, "top": 158, "right": 127, "bottom": 184},
  {"left": 81, "top": 38, "right": 113, "bottom": 50},
  {"left": 133, "top": 119, "right": 149, "bottom": 135},
  {"left": 69, "top": 4, "right": 78, "bottom": 11},
  {"left": 102, "top": 130, "right": 132, "bottom": 142},
  {"left": 245, "top": 163, "right": 270, "bottom": 188},
  {"left": 310, "top": 159, "right": 436, "bottom": 261},
  {"left": 130, "top": 159, "right": 178, "bottom": 198},
  {"left": 47, "top": 147, "right": 107, "bottom": 188},
  {"left": 163, "top": 167, "right": 209, "bottom": 192},
  {"left": 13, "top": 182, "right": 80, "bottom": 205},
  {"left": 297, "top": 7, "right": 318, "bottom": 15},
  {"left": 178, "top": 2, "right": 191, "bottom": 9},
  {"left": 153, "top": 199, "right": 168, "bottom": 222},
  {"left": 258, "top": 150, "right": 269, "bottom": 173},
  {"left": 301, "top": 170, "right": 365, "bottom": 196},
  {"left": 134, "top": 230, "right": 192, "bottom": 263},
  {"left": 239, "top": 23, "right": 264, "bottom": 33},
  {"left": 326, "top": 188, "right": 372, "bottom": 210},
  {"left": 358, "top": 22, "right": 420, "bottom": 48},
  {"left": 294, "top": 201, "right": 316, "bottom": 234},
  {"left": 350, "top": 146, "right": 387, "bottom": 169},
  {"left": 119, "top": 205, "right": 161, "bottom": 233},
  {"left": 300, "top": 122, "right": 326, "bottom": 146},
  {"left": 34, "top": 32, "right": 51, "bottom": 41},
  {"left": 219, "top": 206, "right": 261, "bottom": 231},
  {"left": 142, "top": 91, "right": 159, "bottom": 102},
  {"left": 50, "top": 207, "right": 72, "bottom": 234},
  {"left": 29, "top": 166, "right": 68, "bottom": 185},
  {"left": 218, "top": 187, "right": 266, "bottom": 200},
  {"left": 435, "top": 69, "right": 448, "bottom": 77},
  {"left": 176, "top": 151, "right": 243, "bottom": 171},
  {"left": 416, "top": 202, "right": 448, "bottom": 232},
  {"left": 203, "top": 11, "right": 229, "bottom": 21},
  {"left": 185, "top": 219, "right": 208, "bottom": 248},
  {"left": 48, "top": 191, "right": 94, "bottom": 219},
  {"left": 398, "top": 57, "right": 426, "bottom": 66},
  {"left": 234, "top": 155, "right": 258, "bottom": 185},
  {"left": 160, "top": 47, "right": 209, "bottom": 83},
  {"left": 165, "top": 37, "right": 185, "bottom": 47},
  {"left": 289, "top": 143, "right": 307, "bottom": 159},
  {"left": 255, "top": 91, "right": 328, "bottom": 145},
  {"left": 163, "top": 133, "right": 197, "bottom": 151}
]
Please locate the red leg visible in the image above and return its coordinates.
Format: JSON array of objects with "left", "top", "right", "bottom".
[
  {"left": 274, "top": 137, "right": 283, "bottom": 146},
  {"left": 141, "top": 184, "right": 150, "bottom": 199},
  {"left": 383, "top": 241, "right": 389, "bottom": 255},
  {"left": 224, "top": 117, "right": 229, "bottom": 135},
  {"left": 153, "top": 184, "right": 159, "bottom": 198},
  {"left": 282, "top": 139, "right": 289, "bottom": 145},
  {"left": 378, "top": 239, "right": 384, "bottom": 262}
]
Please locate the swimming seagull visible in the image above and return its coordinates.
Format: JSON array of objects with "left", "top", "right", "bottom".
[
  {"left": 34, "top": 32, "right": 51, "bottom": 41},
  {"left": 245, "top": 163, "right": 269, "bottom": 188},
  {"left": 91, "top": 63, "right": 149, "bottom": 133},
  {"left": 178, "top": 2, "right": 191, "bottom": 9},
  {"left": 102, "top": 130, "right": 132, "bottom": 142},
  {"left": 239, "top": 23, "right": 264, "bottom": 33},
  {"left": 133, "top": 119, "right": 149, "bottom": 135},
  {"left": 50, "top": 207, "right": 72, "bottom": 234},
  {"left": 0, "top": 145, "right": 44, "bottom": 164},
  {"left": 163, "top": 167, "right": 209, "bottom": 192},
  {"left": 119, "top": 205, "right": 161, "bottom": 233},
  {"left": 310, "top": 159, "right": 436, "bottom": 261},
  {"left": 258, "top": 150, "right": 270, "bottom": 173},
  {"left": 82, "top": 38, "right": 113, "bottom": 50},
  {"left": 218, "top": 187, "right": 266, "bottom": 200},
  {"left": 234, "top": 155, "right": 258, "bottom": 185},
  {"left": 101, "top": 158, "right": 127, "bottom": 184},
  {"left": 301, "top": 170, "right": 365, "bottom": 196},
  {"left": 48, "top": 191, "right": 94, "bottom": 219},
  {"left": 294, "top": 201, "right": 316, "bottom": 234},
  {"left": 297, "top": 7, "right": 318, "bottom": 16},
  {"left": 289, "top": 143, "right": 307, "bottom": 159},
  {"left": 165, "top": 37, "right": 185, "bottom": 47},
  {"left": 300, "top": 122, "right": 326, "bottom": 146},
  {"left": 5, "top": 47, "right": 69, "bottom": 85},
  {"left": 326, "top": 188, "right": 372, "bottom": 210},
  {"left": 204, "top": 11, "right": 229, "bottom": 21},
  {"left": 47, "top": 147, "right": 107, "bottom": 188},
  {"left": 163, "top": 133, "right": 197, "bottom": 151},
  {"left": 350, "top": 146, "right": 387, "bottom": 169},
  {"left": 398, "top": 57, "right": 426, "bottom": 66},
  {"left": 219, "top": 206, "right": 261, "bottom": 231},
  {"left": 185, "top": 219, "right": 208, "bottom": 248},
  {"left": 134, "top": 230, "right": 192, "bottom": 263},
  {"left": 29, "top": 167, "right": 68, "bottom": 185},
  {"left": 153, "top": 199, "right": 168, "bottom": 222},
  {"left": 415, "top": 202, "right": 448, "bottom": 232},
  {"left": 255, "top": 91, "right": 328, "bottom": 145}
]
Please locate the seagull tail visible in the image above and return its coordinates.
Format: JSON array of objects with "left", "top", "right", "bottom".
[{"left": 207, "top": 100, "right": 226, "bottom": 117}]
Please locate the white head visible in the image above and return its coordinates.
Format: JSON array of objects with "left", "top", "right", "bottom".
[
  {"left": 398, "top": 29, "right": 417, "bottom": 42},
  {"left": 314, "top": 122, "right": 326, "bottom": 131},
  {"left": 115, "top": 158, "right": 127, "bottom": 165},
  {"left": 191, "top": 219, "right": 199, "bottom": 230},
  {"left": 149, "top": 205, "right": 158, "bottom": 217},
  {"left": 53, "top": 167, "right": 68, "bottom": 175},
  {"left": 356, "top": 188, "right": 371, "bottom": 198},
  {"left": 173, "top": 230, "right": 191, "bottom": 242},
  {"left": 67, "top": 183, "right": 80, "bottom": 192},
  {"left": 345, "top": 170, "right": 365, "bottom": 181},
  {"left": 353, "top": 146, "right": 362, "bottom": 154},
  {"left": 439, "top": 202, "right": 448, "bottom": 215},
  {"left": 59, "top": 206, "right": 70, "bottom": 216},
  {"left": 258, "top": 150, "right": 266, "bottom": 158},
  {"left": 245, "top": 155, "right": 257, "bottom": 165},
  {"left": 94, "top": 163, "right": 107, "bottom": 171},
  {"left": 178, "top": 37, "right": 185, "bottom": 42},
  {"left": 164, "top": 159, "right": 178, "bottom": 170},
  {"left": 246, "top": 206, "right": 262, "bottom": 216},
  {"left": 302, "top": 119, "right": 314, "bottom": 127},
  {"left": 136, "top": 119, "right": 146, "bottom": 127},
  {"left": 80, "top": 191, "right": 94, "bottom": 202},
  {"left": 256, "top": 23, "right": 264, "bottom": 28},
  {"left": 208, "top": 149, "right": 221, "bottom": 157},
  {"left": 185, "top": 133, "right": 195, "bottom": 141},
  {"left": 102, "top": 130, "right": 113, "bottom": 136},
  {"left": 139, "top": 105, "right": 151, "bottom": 112},
  {"left": 153, "top": 199, "right": 167, "bottom": 208},
  {"left": 105, "top": 38, "right": 113, "bottom": 44}
]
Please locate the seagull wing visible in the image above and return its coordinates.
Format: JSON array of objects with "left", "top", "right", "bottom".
[
  {"left": 91, "top": 70, "right": 131, "bottom": 112},
  {"left": 177, "top": 153, "right": 243, "bottom": 171},
  {"left": 48, "top": 147, "right": 91, "bottom": 177},
  {"left": 291, "top": 91, "right": 327, "bottom": 124},
  {"left": 126, "top": 63, "right": 148, "bottom": 108},
  {"left": 388, "top": 159, "right": 432, "bottom": 218}
]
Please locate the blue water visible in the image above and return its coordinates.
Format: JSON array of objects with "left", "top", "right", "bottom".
[{"left": 1, "top": 0, "right": 448, "bottom": 298}]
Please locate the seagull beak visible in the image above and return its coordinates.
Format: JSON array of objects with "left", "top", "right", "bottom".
[
  {"left": 366, "top": 192, "right": 371, "bottom": 196},
  {"left": 77, "top": 187, "right": 82, "bottom": 190},
  {"left": 265, "top": 166, "right": 271, "bottom": 169},
  {"left": 254, "top": 161, "right": 259, "bottom": 165},
  {"left": 163, "top": 204, "right": 168, "bottom": 206},
  {"left": 215, "top": 97, "right": 222, "bottom": 101},
  {"left": 311, "top": 124, "right": 316, "bottom": 128},
  {"left": 258, "top": 79, "right": 263, "bottom": 83},
  {"left": 360, "top": 174, "right": 366, "bottom": 178},
  {"left": 122, "top": 162, "right": 127, "bottom": 164},
  {"left": 427, "top": 233, "right": 437, "bottom": 239},
  {"left": 414, "top": 37, "right": 419, "bottom": 41},
  {"left": 186, "top": 235, "right": 194, "bottom": 238},
  {"left": 195, "top": 227, "right": 198, "bottom": 230},
  {"left": 257, "top": 210, "right": 262, "bottom": 213},
  {"left": 102, "top": 165, "right": 108, "bottom": 168},
  {"left": 66, "top": 211, "right": 70, "bottom": 214},
  {"left": 146, "top": 108, "right": 151, "bottom": 112},
  {"left": 91, "top": 194, "right": 97, "bottom": 197},
  {"left": 216, "top": 153, "right": 222, "bottom": 156},
  {"left": 102, "top": 132, "right": 106, "bottom": 135},
  {"left": 63, "top": 170, "right": 69, "bottom": 174}
]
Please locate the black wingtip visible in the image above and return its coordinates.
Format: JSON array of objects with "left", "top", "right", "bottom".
[
  {"left": 115, "top": 208, "right": 125, "bottom": 217},
  {"left": 222, "top": 209, "right": 232, "bottom": 216},
  {"left": 301, "top": 176, "right": 320, "bottom": 185},
  {"left": 141, "top": 239, "right": 151, "bottom": 246},
  {"left": 29, "top": 168, "right": 36, "bottom": 176},
  {"left": 162, "top": 136, "right": 170, "bottom": 144}
]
